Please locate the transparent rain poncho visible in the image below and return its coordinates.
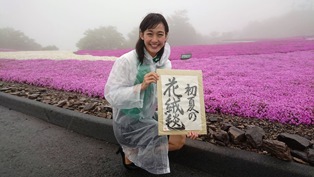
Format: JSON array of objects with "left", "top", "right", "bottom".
[{"left": 105, "top": 43, "right": 172, "bottom": 174}]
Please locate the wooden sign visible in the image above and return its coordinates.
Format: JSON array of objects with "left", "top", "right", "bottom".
[{"left": 156, "top": 69, "right": 207, "bottom": 135}]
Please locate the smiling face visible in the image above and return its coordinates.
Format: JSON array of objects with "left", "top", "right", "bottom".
[{"left": 140, "top": 23, "right": 168, "bottom": 57}]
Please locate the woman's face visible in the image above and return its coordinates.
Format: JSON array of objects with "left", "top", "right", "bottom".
[{"left": 140, "top": 23, "right": 168, "bottom": 57}]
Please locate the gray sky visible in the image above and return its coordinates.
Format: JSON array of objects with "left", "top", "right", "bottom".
[{"left": 0, "top": 0, "right": 311, "bottom": 50}]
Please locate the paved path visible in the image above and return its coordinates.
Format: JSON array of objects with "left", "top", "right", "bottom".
[{"left": 0, "top": 105, "right": 215, "bottom": 177}]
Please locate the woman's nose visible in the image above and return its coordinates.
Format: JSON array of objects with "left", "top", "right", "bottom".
[{"left": 152, "top": 35, "right": 158, "bottom": 42}]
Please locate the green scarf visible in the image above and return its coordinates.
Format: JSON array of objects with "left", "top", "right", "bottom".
[{"left": 121, "top": 64, "right": 153, "bottom": 119}]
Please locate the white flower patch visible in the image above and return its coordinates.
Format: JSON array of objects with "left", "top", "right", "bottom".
[{"left": 0, "top": 51, "right": 117, "bottom": 61}]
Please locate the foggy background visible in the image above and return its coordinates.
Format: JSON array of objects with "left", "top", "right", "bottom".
[{"left": 0, "top": 0, "right": 313, "bottom": 51}]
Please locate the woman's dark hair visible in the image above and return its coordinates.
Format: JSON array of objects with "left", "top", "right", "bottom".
[{"left": 135, "top": 13, "right": 169, "bottom": 65}]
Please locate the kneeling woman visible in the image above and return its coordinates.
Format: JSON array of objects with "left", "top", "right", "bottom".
[{"left": 104, "top": 13, "right": 198, "bottom": 175}]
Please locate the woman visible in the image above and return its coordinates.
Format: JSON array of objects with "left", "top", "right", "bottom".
[{"left": 105, "top": 13, "right": 198, "bottom": 175}]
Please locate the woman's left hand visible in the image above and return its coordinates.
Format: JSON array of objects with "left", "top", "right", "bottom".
[{"left": 187, "top": 131, "right": 199, "bottom": 140}]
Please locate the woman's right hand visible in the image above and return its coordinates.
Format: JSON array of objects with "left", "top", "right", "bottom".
[
  {"left": 187, "top": 131, "right": 199, "bottom": 140},
  {"left": 141, "top": 72, "right": 159, "bottom": 91}
]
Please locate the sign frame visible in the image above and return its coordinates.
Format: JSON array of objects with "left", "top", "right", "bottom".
[{"left": 156, "top": 69, "right": 207, "bottom": 135}]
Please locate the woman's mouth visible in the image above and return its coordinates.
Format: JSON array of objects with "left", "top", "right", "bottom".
[{"left": 150, "top": 44, "right": 160, "bottom": 49}]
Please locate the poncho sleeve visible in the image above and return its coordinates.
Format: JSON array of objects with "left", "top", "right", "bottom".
[{"left": 104, "top": 56, "right": 144, "bottom": 109}]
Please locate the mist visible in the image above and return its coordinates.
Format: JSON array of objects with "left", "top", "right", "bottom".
[{"left": 0, "top": 0, "right": 313, "bottom": 50}]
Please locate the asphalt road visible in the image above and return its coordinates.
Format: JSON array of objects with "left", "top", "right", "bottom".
[{"left": 0, "top": 105, "right": 217, "bottom": 177}]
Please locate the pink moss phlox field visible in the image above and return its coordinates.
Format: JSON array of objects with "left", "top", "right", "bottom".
[
  {"left": 0, "top": 59, "right": 114, "bottom": 97},
  {"left": 1, "top": 38, "right": 314, "bottom": 125},
  {"left": 171, "top": 50, "right": 314, "bottom": 125},
  {"left": 75, "top": 37, "right": 314, "bottom": 60}
]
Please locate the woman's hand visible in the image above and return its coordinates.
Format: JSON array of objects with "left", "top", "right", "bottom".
[
  {"left": 141, "top": 72, "right": 159, "bottom": 91},
  {"left": 186, "top": 131, "right": 199, "bottom": 140}
]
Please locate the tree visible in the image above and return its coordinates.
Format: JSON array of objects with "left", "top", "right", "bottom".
[
  {"left": 42, "top": 45, "right": 59, "bottom": 50},
  {"left": 124, "top": 27, "right": 139, "bottom": 49},
  {"left": 237, "top": 10, "right": 314, "bottom": 40},
  {"left": 167, "top": 10, "right": 199, "bottom": 46},
  {"left": 0, "top": 27, "right": 42, "bottom": 50},
  {"left": 76, "top": 26, "right": 126, "bottom": 50}
]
